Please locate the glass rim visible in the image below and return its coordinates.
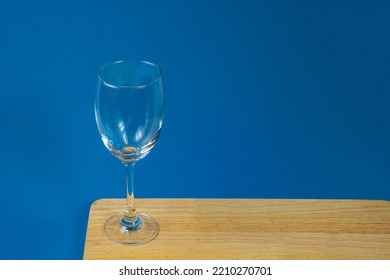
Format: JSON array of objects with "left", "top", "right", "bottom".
[{"left": 98, "top": 59, "right": 163, "bottom": 89}]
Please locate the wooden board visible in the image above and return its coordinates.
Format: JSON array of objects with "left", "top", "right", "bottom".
[{"left": 83, "top": 198, "right": 390, "bottom": 260}]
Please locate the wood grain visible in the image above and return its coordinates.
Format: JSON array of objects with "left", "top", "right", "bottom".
[{"left": 83, "top": 199, "right": 390, "bottom": 260}]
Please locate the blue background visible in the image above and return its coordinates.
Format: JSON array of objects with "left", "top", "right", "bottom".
[{"left": 0, "top": 0, "right": 389, "bottom": 259}]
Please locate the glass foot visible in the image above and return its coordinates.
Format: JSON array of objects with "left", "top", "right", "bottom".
[{"left": 104, "top": 212, "right": 159, "bottom": 245}]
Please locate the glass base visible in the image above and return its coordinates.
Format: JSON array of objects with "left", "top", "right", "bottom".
[{"left": 104, "top": 212, "right": 159, "bottom": 245}]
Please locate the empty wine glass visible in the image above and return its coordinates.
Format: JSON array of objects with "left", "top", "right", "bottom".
[{"left": 94, "top": 59, "right": 164, "bottom": 245}]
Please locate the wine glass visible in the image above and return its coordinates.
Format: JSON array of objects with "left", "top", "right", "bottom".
[{"left": 94, "top": 59, "right": 164, "bottom": 245}]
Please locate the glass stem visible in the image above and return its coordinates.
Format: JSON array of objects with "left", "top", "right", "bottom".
[{"left": 122, "top": 163, "right": 142, "bottom": 229}]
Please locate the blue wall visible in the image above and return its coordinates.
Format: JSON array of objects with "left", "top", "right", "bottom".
[{"left": 0, "top": 0, "right": 389, "bottom": 259}]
